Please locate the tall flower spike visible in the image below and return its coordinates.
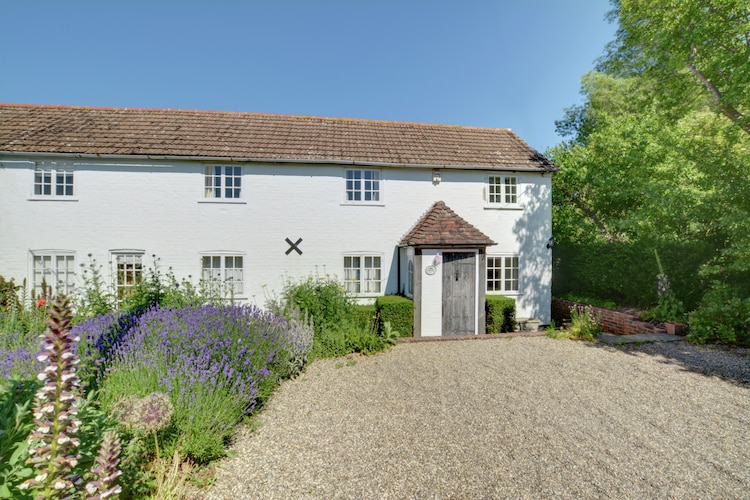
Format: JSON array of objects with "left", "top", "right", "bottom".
[
  {"left": 85, "top": 430, "right": 123, "bottom": 500},
  {"left": 23, "top": 294, "right": 83, "bottom": 498}
]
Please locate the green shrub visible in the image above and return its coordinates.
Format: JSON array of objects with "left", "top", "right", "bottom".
[
  {"left": 353, "top": 304, "right": 377, "bottom": 331},
  {"left": 276, "top": 276, "right": 392, "bottom": 358},
  {"left": 375, "top": 295, "right": 413, "bottom": 337},
  {"left": 486, "top": 296, "right": 515, "bottom": 333},
  {"left": 553, "top": 240, "right": 713, "bottom": 310},
  {"left": 280, "top": 276, "right": 354, "bottom": 335},
  {"left": 688, "top": 282, "right": 750, "bottom": 346},
  {"left": 312, "top": 322, "right": 389, "bottom": 358}
]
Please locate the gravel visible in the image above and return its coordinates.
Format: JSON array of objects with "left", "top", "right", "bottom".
[{"left": 200, "top": 337, "right": 749, "bottom": 499}]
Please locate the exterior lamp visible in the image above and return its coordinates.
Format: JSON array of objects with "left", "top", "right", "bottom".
[
  {"left": 432, "top": 170, "right": 442, "bottom": 184},
  {"left": 546, "top": 237, "right": 554, "bottom": 249}
]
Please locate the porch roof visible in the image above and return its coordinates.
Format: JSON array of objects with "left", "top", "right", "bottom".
[{"left": 399, "top": 201, "right": 497, "bottom": 248}]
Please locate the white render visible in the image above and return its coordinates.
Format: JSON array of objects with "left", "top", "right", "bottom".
[{"left": 0, "top": 154, "right": 552, "bottom": 324}]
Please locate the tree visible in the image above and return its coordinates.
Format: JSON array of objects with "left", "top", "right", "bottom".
[{"left": 599, "top": 0, "right": 750, "bottom": 135}]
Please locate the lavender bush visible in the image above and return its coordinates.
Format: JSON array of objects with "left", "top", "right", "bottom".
[{"left": 98, "top": 304, "right": 291, "bottom": 462}]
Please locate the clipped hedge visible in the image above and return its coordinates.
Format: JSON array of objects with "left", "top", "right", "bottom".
[
  {"left": 552, "top": 240, "right": 714, "bottom": 310},
  {"left": 486, "top": 295, "right": 516, "bottom": 333},
  {"left": 353, "top": 304, "right": 377, "bottom": 330},
  {"left": 375, "top": 295, "right": 413, "bottom": 337}
]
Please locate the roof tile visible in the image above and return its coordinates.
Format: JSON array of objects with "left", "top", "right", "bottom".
[
  {"left": 400, "top": 201, "right": 497, "bottom": 247},
  {"left": 0, "top": 104, "right": 555, "bottom": 170}
]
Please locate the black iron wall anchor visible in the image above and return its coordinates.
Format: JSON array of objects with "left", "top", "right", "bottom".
[{"left": 285, "top": 237, "right": 303, "bottom": 255}]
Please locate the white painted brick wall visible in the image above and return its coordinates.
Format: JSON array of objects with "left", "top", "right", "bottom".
[{"left": 0, "top": 155, "right": 552, "bottom": 322}]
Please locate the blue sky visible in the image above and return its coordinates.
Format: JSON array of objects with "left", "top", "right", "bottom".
[{"left": 0, "top": 1, "right": 616, "bottom": 153}]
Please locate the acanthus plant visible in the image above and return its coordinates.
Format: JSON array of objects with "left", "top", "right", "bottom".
[{"left": 19, "top": 294, "right": 121, "bottom": 499}]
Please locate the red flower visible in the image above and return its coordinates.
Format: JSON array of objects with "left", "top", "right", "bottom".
[{"left": 36, "top": 298, "right": 47, "bottom": 308}]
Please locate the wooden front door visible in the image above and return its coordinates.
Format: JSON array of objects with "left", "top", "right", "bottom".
[{"left": 442, "top": 252, "right": 476, "bottom": 336}]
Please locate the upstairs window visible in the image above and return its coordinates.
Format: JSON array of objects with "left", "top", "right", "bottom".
[
  {"left": 205, "top": 166, "right": 242, "bottom": 199},
  {"left": 201, "top": 254, "right": 244, "bottom": 296},
  {"left": 344, "top": 255, "right": 381, "bottom": 294},
  {"left": 488, "top": 176, "right": 517, "bottom": 205},
  {"left": 346, "top": 169, "right": 380, "bottom": 203},
  {"left": 31, "top": 251, "right": 76, "bottom": 296},
  {"left": 487, "top": 256, "right": 519, "bottom": 293},
  {"left": 34, "top": 162, "right": 74, "bottom": 197}
]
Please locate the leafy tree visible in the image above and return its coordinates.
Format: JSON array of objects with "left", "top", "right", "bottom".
[{"left": 599, "top": 0, "right": 750, "bottom": 135}]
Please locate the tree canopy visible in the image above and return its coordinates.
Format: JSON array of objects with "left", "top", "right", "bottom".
[{"left": 549, "top": 1, "right": 750, "bottom": 344}]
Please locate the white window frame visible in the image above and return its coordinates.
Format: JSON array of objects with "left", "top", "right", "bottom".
[
  {"left": 111, "top": 251, "right": 145, "bottom": 301},
  {"left": 204, "top": 165, "right": 242, "bottom": 200},
  {"left": 201, "top": 253, "right": 245, "bottom": 297},
  {"left": 32, "top": 161, "right": 75, "bottom": 199},
  {"left": 30, "top": 251, "right": 76, "bottom": 296},
  {"left": 486, "top": 175, "right": 519, "bottom": 207},
  {"left": 345, "top": 169, "right": 382, "bottom": 204},
  {"left": 487, "top": 255, "right": 520, "bottom": 294},
  {"left": 343, "top": 254, "right": 382, "bottom": 295}
]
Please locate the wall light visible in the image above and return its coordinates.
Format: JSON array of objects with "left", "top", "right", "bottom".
[
  {"left": 546, "top": 237, "right": 554, "bottom": 249},
  {"left": 432, "top": 170, "right": 442, "bottom": 184}
]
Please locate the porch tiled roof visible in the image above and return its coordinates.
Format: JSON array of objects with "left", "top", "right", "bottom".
[
  {"left": 0, "top": 104, "right": 555, "bottom": 171},
  {"left": 399, "top": 201, "right": 497, "bottom": 247}
]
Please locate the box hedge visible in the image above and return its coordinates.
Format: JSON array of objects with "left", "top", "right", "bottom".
[
  {"left": 485, "top": 295, "right": 515, "bottom": 333},
  {"left": 375, "top": 295, "right": 413, "bottom": 337}
]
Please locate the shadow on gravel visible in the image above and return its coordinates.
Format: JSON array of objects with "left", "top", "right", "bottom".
[{"left": 583, "top": 340, "right": 750, "bottom": 387}]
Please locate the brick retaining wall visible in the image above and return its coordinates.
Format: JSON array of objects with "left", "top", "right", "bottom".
[{"left": 552, "top": 298, "right": 666, "bottom": 336}]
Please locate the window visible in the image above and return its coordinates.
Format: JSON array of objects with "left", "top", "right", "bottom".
[
  {"left": 346, "top": 169, "right": 380, "bottom": 202},
  {"left": 34, "top": 162, "right": 74, "bottom": 197},
  {"left": 114, "top": 253, "right": 144, "bottom": 300},
  {"left": 488, "top": 176, "right": 517, "bottom": 205},
  {"left": 31, "top": 252, "right": 76, "bottom": 296},
  {"left": 344, "top": 255, "right": 381, "bottom": 294},
  {"left": 204, "top": 165, "right": 242, "bottom": 199},
  {"left": 201, "top": 255, "right": 244, "bottom": 296},
  {"left": 487, "top": 256, "right": 519, "bottom": 293}
]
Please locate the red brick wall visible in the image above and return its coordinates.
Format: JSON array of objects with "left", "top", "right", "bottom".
[{"left": 552, "top": 298, "right": 666, "bottom": 336}]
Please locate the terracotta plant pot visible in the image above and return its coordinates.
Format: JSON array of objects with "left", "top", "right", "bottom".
[{"left": 665, "top": 322, "right": 687, "bottom": 336}]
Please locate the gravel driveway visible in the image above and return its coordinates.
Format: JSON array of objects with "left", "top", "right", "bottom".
[{"left": 203, "top": 337, "right": 749, "bottom": 499}]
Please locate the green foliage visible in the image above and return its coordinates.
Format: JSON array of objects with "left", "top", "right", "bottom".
[
  {"left": 551, "top": 2, "right": 750, "bottom": 344},
  {"left": 280, "top": 275, "right": 353, "bottom": 335},
  {"left": 375, "top": 295, "right": 413, "bottom": 337},
  {"left": 75, "top": 255, "right": 117, "bottom": 319},
  {"left": 558, "top": 294, "right": 617, "bottom": 311},
  {"left": 601, "top": 0, "right": 750, "bottom": 134},
  {"left": 568, "top": 305, "right": 600, "bottom": 341},
  {"left": 553, "top": 241, "right": 713, "bottom": 310},
  {"left": 278, "top": 275, "right": 391, "bottom": 358},
  {"left": 688, "top": 283, "right": 750, "bottom": 346},
  {"left": 311, "top": 322, "right": 389, "bottom": 358},
  {"left": 353, "top": 304, "right": 377, "bottom": 330},
  {"left": 485, "top": 296, "right": 515, "bottom": 333},
  {"left": 0, "top": 380, "right": 37, "bottom": 499}
]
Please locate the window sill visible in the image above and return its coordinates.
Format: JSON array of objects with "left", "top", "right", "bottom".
[
  {"left": 27, "top": 197, "right": 79, "bottom": 202},
  {"left": 486, "top": 291, "right": 523, "bottom": 297},
  {"left": 340, "top": 202, "right": 385, "bottom": 207},
  {"left": 484, "top": 205, "right": 523, "bottom": 211},
  {"left": 197, "top": 199, "right": 247, "bottom": 205}
]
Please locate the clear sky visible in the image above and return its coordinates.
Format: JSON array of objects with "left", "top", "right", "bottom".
[{"left": 0, "top": 0, "right": 616, "bottom": 153}]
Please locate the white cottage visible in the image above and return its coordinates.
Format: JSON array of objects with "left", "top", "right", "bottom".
[{"left": 0, "top": 104, "right": 555, "bottom": 336}]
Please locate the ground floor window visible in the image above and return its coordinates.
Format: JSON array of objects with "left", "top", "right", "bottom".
[
  {"left": 487, "top": 255, "right": 519, "bottom": 293},
  {"left": 113, "top": 252, "right": 144, "bottom": 301},
  {"left": 344, "top": 255, "right": 381, "bottom": 294},
  {"left": 201, "top": 255, "right": 244, "bottom": 296},
  {"left": 31, "top": 251, "right": 76, "bottom": 296}
]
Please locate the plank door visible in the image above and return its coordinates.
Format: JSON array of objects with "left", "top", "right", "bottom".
[{"left": 442, "top": 252, "right": 476, "bottom": 336}]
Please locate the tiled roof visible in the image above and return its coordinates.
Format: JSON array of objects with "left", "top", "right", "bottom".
[
  {"left": 0, "top": 104, "right": 555, "bottom": 171},
  {"left": 400, "top": 201, "right": 497, "bottom": 247}
]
